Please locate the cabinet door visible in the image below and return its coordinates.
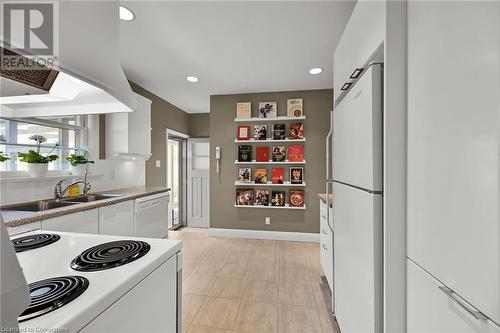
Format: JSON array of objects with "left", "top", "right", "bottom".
[
  {"left": 319, "top": 200, "right": 333, "bottom": 291},
  {"left": 8, "top": 221, "right": 41, "bottom": 236},
  {"left": 407, "top": 1, "right": 500, "bottom": 323},
  {"left": 99, "top": 201, "right": 134, "bottom": 236},
  {"left": 42, "top": 209, "right": 98, "bottom": 234},
  {"left": 408, "top": 259, "right": 500, "bottom": 333}
]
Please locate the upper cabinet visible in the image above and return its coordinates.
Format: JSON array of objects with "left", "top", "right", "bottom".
[
  {"left": 105, "top": 92, "right": 152, "bottom": 159},
  {"left": 333, "top": 1, "right": 385, "bottom": 103}
]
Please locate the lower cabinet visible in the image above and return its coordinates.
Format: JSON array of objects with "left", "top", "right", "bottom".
[
  {"left": 408, "top": 259, "right": 500, "bottom": 333},
  {"left": 99, "top": 201, "right": 134, "bottom": 236},
  {"left": 42, "top": 209, "right": 98, "bottom": 234},
  {"left": 319, "top": 200, "right": 334, "bottom": 292}
]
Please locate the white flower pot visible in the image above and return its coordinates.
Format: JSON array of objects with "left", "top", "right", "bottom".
[
  {"left": 27, "top": 163, "right": 48, "bottom": 178},
  {"left": 70, "top": 164, "right": 88, "bottom": 176}
]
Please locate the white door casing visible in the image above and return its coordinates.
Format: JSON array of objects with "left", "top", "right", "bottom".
[{"left": 187, "top": 138, "right": 210, "bottom": 228}]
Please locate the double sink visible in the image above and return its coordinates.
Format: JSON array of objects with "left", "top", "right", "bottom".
[{"left": 2, "top": 194, "right": 123, "bottom": 212}]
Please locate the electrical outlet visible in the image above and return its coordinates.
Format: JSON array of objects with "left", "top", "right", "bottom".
[
  {"left": 155, "top": 160, "right": 161, "bottom": 168},
  {"left": 265, "top": 217, "right": 271, "bottom": 225}
]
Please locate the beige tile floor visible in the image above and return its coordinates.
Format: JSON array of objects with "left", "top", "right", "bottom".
[{"left": 169, "top": 227, "right": 339, "bottom": 333}]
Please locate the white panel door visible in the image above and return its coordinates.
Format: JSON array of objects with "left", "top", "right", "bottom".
[
  {"left": 333, "top": 64, "right": 383, "bottom": 191},
  {"left": 333, "top": 182, "right": 383, "bottom": 333},
  {"left": 407, "top": 1, "right": 500, "bottom": 324},
  {"left": 187, "top": 138, "right": 210, "bottom": 228}
]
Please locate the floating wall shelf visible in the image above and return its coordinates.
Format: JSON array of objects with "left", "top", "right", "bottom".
[
  {"left": 234, "top": 181, "right": 306, "bottom": 187},
  {"left": 233, "top": 204, "right": 306, "bottom": 210},
  {"left": 234, "top": 116, "right": 306, "bottom": 122}
]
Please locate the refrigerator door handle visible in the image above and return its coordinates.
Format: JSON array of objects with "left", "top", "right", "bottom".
[
  {"left": 438, "top": 286, "right": 487, "bottom": 321},
  {"left": 326, "top": 110, "right": 333, "bottom": 181}
]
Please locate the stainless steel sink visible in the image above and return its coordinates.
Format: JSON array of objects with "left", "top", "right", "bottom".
[
  {"left": 1, "top": 200, "right": 78, "bottom": 212},
  {"left": 62, "top": 193, "right": 123, "bottom": 203}
]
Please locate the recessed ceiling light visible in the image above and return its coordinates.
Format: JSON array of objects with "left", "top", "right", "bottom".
[
  {"left": 308, "top": 67, "right": 323, "bottom": 75},
  {"left": 186, "top": 76, "right": 199, "bottom": 83},
  {"left": 120, "top": 6, "right": 135, "bottom": 21}
]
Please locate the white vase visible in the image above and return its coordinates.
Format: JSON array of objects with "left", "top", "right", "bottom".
[
  {"left": 27, "top": 163, "right": 48, "bottom": 178},
  {"left": 69, "top": 164, "right": 88, "bottom": 176}
]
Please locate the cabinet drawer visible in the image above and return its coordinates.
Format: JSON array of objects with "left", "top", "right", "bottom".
[{"left": 408, "top": 259, "right": 500, "bottom": 333}]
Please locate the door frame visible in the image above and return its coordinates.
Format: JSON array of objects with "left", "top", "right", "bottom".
[
  {"left": 186, "top": 138, "right": 210, "bottom": 228},
  {"left": 166, "top": 129, "right": 189, "bottom": 229}
]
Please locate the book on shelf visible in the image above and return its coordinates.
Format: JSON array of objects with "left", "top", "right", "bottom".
[
  {"left": 238, "top": 145, "right": 252, "bottom": 162},
  {"left": 288, "top": 145, "right": 304, "bottom": 162},
  {"left": 289, "top": 123, "right": 304, "bottom": 139},
  {"left": 271, "top": 191, "right": 286, "bottom": 207},
  {"left": 238, "top": 167, "right": 252, "bottom": 183},
  {"left": 253, "top": 125, "right": 267, "bottom": 140},
  {"left": 256, "top": 147, "right": 269, "bottom": 162},
  {"left": 272, "top": 168, "right": 285, "bottom": 184},
  {"left": 290, "top": 167, "right": 304, "bottom": 184},
  {"left": 254, "top": 168, "right": 268, "bottom": 184},
  {"left": 272, "top": 124, "right": 286, "bottom": 140},
  {"left": 289, "top": 190, "right": 305, "bottom": 207},
  {"left": 255, "top": 190, "right": 270, "bottom": 206},
  {"left": 272, "top": 146, "right": 286, "bottom": 162},
  {"left": 287, "top": 98, "right": 303, "bottom": 117},
  {"left": 237, "top": 125, "right": 251, "bottom": 140},
  {"left": 258, "top": 102, "right": 277, "bottom": 118},
  {"left": 236, "top": 102, "right": 251, "bottom": 119},
  {"left": 236, "top": 189, "right": 254, "bottom": 205}
]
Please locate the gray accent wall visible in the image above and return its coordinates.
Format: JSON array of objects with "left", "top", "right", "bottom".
[{"left": 210, "top": 89, "right": 332, "bottom": 233}]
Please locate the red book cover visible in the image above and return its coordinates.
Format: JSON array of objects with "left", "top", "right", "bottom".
[
  {"left": 272, "top": 168, "right": 285, "bottom": 184},
  {"left": 256, "top": 147, "right": 269, "bottom": 162},
  {"left": 288, "top": 145, "right": 304, "bottom": 162}
]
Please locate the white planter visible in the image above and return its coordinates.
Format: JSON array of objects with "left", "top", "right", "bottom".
[
  {"left": 27, "top": 163, "right": 48, "bottom": 178},
  {"left": 69, "top": 164, "right": 88, "bottom": 176}
]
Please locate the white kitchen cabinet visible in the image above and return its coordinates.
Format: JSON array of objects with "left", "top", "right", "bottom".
[
  {"left": 408, "top": 259, "right": 500, "bottom": 333},
  {"left": 42, "top": 209, "right": 98, "bottom": 234},
  {"left": 333, "top": 0, "right": 385, "bottom": 102},
  {"left": 319, "top": 199, "right": 333, "bottom": 292},
  {"left": 98, "top": 201, "right": 134, "bottom": 236},
  {"left": 7, "top": 221, "right": 41, "bottom": 236},
  {"left": 407, "top": 1, "right": 500, "bottom": 325},
  {"left": 106, "top": 92, "right": 151, "bottom": 158}
]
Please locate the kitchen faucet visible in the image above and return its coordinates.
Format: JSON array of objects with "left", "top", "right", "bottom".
[{"left": 54, "top": 168, "right": 91, "bottom": 199}]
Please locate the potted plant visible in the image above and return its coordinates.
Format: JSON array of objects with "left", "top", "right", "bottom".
[
  {"left": 18, "top": 135, "right": 59, "bottom": 177},
  {"left": 66, "top": 148, "right": 94, "bottom": 176},
  {"left": 0, "top": 152, "right": 10, "bottom": 162}
]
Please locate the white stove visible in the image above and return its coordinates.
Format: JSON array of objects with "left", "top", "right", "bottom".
[{"left": 10, "top": 230, "right": 182, "bottom": 333}]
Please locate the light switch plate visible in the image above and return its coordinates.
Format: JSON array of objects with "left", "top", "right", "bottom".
[
  {"left": 265, "top": 217, "right": 271, "bottom": 225},
  {"left": 155, "top": 160, "right": 161, "bottom": 168}
]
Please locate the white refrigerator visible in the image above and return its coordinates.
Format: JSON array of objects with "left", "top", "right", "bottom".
[{"left": 332, "top": 63, "right": 383, "bottom": 333}]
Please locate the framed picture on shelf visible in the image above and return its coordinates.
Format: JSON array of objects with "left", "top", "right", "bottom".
[
  {"left": 237, "top": 126, "right": 251, "bottom": 140},
  {"left": 272, "top": 167, "right": 285, "bottom": 184},
  {"left": 254, "top": 125, "right": 267, "bottom": 140},
  {"left": 258, "top": 102, "right": 277, "bottom": 118},
  {"left": 289, "top": 123, "right": 304, "bottom": 139},
  {"left": 236, "top": 189, "right": 254, "bottom": 206},
  {"left": 272, "top": 146, "right": 286, "bottom": 162},
  {"left": 289, "top": 190, "right": 304, "bottom": 207},
  {"left": 238, "top": 145, "right": 252, "bottom": 162},
  {"left": 287, "top": 98, "right": 303, "bottom": 117},
  {"left": 254, "top": 168, "right": 268, "bottom": 184},
  {"left": 236, "top": 102, "right": 251, "bottom": 119},
  {"left": 288, "top": 145, "right": 304, "bottom": 162},
  {"left": 272, "top": 124, "right": 286, "bottom": 140},
  {"left": 238, "top": 168, "right": 252, "bottom": 183},
  {"left": 271, "top": 191, "right": 286, "bottom": 206},
  {"left": 255, "top": 190, "right": 270, "bottom": 206},
  {"left": 290, "top": 167, "right": 303, "bottom": 184}
]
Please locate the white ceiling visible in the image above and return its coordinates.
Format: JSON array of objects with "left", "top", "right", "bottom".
[{"left": 120, "top": 1, "right": 356, "bottom": 113}]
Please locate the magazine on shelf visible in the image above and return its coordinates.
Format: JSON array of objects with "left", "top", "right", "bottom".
[
  {"left": 272, "top": 146, "right": 286, "bottom": 162},
  {"left": 236, "top": 189, "right": 254, "bottom": 205},
  {"left": 287, "top": 98, "right": 303, "bottom": 117},
  {"left": 288, "top": 145, "right": 304, "bottom": 162},
  {"left": 238, "top": 168, "right": 252, "bottom": 183},
  {"left": 238, "top": 145, "right": 252, "bottom": 162},
  {"left": 254, "top": 168, "right": 268, "bottom": 184},
  {"left": 253, "top": 125, "right": 267, "bottom": 140},
  {"left": 271, "top": 191, "right": 286, "bottom": 206},
  {"left": 237, "top": 125, "right": 251, "bottom": 140},
  {"left": 289, "top": 123, "right": 304, "bottom": 139},
  {"left": 256, "top": 146, "right": 269, "bottom": 162},
  {"left": 272, "top": 168, "right": 285, "bottom": 184},
  {"left": 290, "top": 167, "right": 303, "bottom": 184},
  {"left": 255, "top": 190, "right": 270, "bottom": 206},
  {"left": 289, "top": 190, "right": 305, "bottom": 207},
  {"left": 236, "top": 102, "right": 251, "bottom": 119},
  {"left": 272, "top": 124, "right": 286, "bottom": 140},
  {"left": 258, "top": 102, "right": 277, "bottom": 118}
]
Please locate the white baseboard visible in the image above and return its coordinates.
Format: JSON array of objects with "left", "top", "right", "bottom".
[{"left": 208, "top": 228, "right": 319, "bottom": 243}]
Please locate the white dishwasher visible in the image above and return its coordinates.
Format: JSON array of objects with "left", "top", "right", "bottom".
[{"left": 134, "top": 192, "right": 170, "bottom": 238}]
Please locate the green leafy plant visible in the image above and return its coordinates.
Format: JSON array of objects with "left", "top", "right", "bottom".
[
  {"left": 0, "top": 152, "right": 9, "bottom": 162},
  {"left": 18, "top": 135, "right": 59, "bottom": 164},
  {"left": 66, "top": 148, "right": 94, "bottom": 166}
]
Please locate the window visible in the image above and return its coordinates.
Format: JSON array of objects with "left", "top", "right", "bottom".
[{"left": 0, "top": 116, "right": 87, "bottom": 172}]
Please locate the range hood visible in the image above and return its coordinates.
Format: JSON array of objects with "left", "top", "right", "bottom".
[{"left": 0, "top": 1, "right": 136, "bottom": 117}]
